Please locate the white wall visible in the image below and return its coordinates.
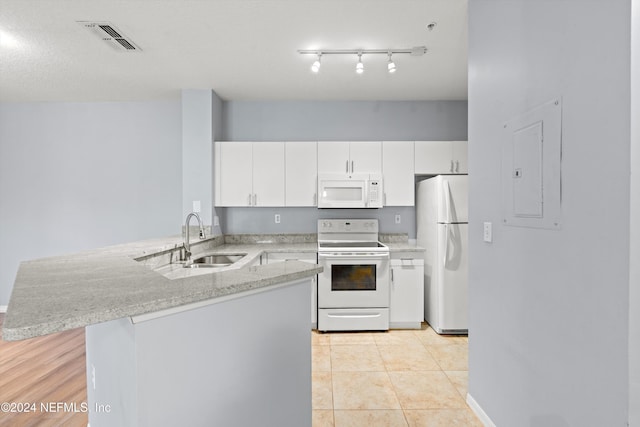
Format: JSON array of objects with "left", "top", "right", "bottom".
[
  {"left": 468, "top": 0, "right": 631, "bottom": 426},
  {"left": 630, "top": 0, "right": 640, "bottom": 424},
  {"left": 0, "top": 101, "right": 182, "bottom": 307}
]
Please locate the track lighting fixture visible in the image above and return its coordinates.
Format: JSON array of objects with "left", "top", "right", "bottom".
[
  {"left": 311, "top": 53, "right": 321, "bottom": 73},
  {"left": 298, "top": 46, "right": 426, "bottom": 74},
  {"left": 387, "top": 53, "right": 396, "bottom": 74}
]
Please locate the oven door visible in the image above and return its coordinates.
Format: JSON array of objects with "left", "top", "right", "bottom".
[{"left": 317, "top": 253, "right": 390, "bottom": 308}]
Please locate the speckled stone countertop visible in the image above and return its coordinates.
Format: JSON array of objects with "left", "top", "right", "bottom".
[
  {"left": 380, "top": 234, "right": 425, "bottom": 253},
  {"left": 2, "top": 235, "right": 322, "bottom": 341}
]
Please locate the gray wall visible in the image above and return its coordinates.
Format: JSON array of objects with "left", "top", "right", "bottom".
[
  {"left": 181, "top": 89, "right": 224, "bottom": 235},
  {"left": 0, "top": 101, "right": 182, "bottom": 307},
  {"left": 468, "top": 1, "right": 630, "bottom": 426},
  {"left": 631, "top": 0, "right": 640, "bottom": 423},
  {"left": 220, "top": 101, "right": 468, "bottom": 236},
  {"left": 223, "top": 100, "right": 467, "bottom": 141}
]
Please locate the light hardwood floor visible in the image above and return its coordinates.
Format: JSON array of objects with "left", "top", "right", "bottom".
[{"left": 0, "top": 313, "right": 88, "bottom": 427}]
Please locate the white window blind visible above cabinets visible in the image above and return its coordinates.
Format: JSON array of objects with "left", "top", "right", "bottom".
[
  {"left": 382, "top": 141, "right": 415, "bottom": 206},
  {"left": 414, "top": 141, "right": 468, "bottom": 175},
  {"left": 215, "top": 141, "right": 285, "bottom": 207}
]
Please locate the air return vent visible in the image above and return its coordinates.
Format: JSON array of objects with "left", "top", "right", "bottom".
[{"left": 77, "top": 21, "right": 141, "bottom": 52}]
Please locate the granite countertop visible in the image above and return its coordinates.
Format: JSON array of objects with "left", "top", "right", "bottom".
[
  {"left": 2, "top": 235, "right": 322, "bottom": 341},
  {"left": 385, "top": 242, "right": 425, "bottom": 253}
]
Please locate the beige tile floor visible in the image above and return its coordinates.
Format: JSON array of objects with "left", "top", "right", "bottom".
[{"left": 311, "top": 323, "right": 482, "bottom": 427}]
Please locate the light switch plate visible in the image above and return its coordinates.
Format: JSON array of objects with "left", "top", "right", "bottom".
[
  {"left": 192, "top": 200, "right": 201, "bottom": 213},
  {"left": 395, "top": 214, "right": 401, "bottom": 224},
  {"left": 483, "top": 222, "right": 493, "bottom": 243}
]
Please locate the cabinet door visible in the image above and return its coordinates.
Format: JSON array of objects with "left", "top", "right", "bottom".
[
  {"left": 414, "top": 141, "right": 454, "bottom": 175},
  {"left": 217, "top": 141, "right": 253, "bottom": 207},
  {"left": 318, "top": 141, "right": 350, "bottom": 174},
  {"left": 382, "top": 141, "right": 415, "bottom": 206},
  {"left": 452, "top": 140, "right": 468, "bottom": 174},
  {"left": 253, "top": 142, "right": 285, "bottom": 206},
  {"left": 285, "top": 141, "right": 317, "bottom": 206},
  {"left": 349, "top": 141, "right": 382, "bottom": 174},
  {"left": 390, "top": 259, "right": 424, "bottom": 327}
]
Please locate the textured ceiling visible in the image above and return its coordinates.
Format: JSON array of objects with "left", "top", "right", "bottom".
[{"left": 0, "top": 0, "right": 468, "bottom": 102}]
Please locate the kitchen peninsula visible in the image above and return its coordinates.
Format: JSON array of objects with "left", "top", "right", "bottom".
[{"left": 3, "top": 234, "right": 321, "bottom": 427}]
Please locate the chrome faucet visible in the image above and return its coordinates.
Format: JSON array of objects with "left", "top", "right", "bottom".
[{"left": 184, "top": 212, "right": 206, "bottom": 261}]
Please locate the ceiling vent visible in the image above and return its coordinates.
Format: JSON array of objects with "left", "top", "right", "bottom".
[{"left": 77, "top": 21, "right": 141, "bottom": 52}]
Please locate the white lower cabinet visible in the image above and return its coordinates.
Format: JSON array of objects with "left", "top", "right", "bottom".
[
  {"left": 389, "top": 255, "right": 424, "bottom": 329},
  {"left": 266, "top": 252, "right": 318, "bottom": 328}
]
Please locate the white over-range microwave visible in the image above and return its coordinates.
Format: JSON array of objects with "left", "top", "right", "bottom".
[{"left": 317, "top": 173, "right": 383, "bottom": 208}]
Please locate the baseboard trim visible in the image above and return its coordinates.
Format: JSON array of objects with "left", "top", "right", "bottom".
[
  {"left": 0, "top": 306, "right": 7, "bottom": 313},
  {"left": 467, "top": 393, "right": 497, "bottom": 427}
]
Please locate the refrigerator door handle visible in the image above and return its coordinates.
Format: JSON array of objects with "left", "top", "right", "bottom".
[
  {"left": 444, "top": 179, "right": 453, "bottom": 223},
  {"left": 443, "top": 223, "right": 449, "bottom": 268}
]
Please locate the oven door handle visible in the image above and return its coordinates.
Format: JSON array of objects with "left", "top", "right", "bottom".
[{"left": 318, "top": 253, "right": 389, "bottom": 259}]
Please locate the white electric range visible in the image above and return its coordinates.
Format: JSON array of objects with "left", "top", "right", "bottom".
[{"left": 317, "top": 219, "right": 390, "bottom": 331}]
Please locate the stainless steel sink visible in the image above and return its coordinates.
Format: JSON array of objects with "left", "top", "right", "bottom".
[{"left": 183, "top": 254, "right": 246, "bottom": 269}]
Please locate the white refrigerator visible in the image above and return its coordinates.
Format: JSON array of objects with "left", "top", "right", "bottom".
[{"left": 416, "top": 175, "right": 468, "bottom": 334}]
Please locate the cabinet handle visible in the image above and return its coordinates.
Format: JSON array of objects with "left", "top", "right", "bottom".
[
  {"left": 313, "top": 193, "right": 317, "bottom": 205},
  {"left": 391, "top": 268, "right": 394, "bottom": 283},
  {"left": 455, "top": 160, "right": 460, "bottom": 173},
  {"left": 450, "top": 160, "right": 454, "bottom": 173},
  {"left": 384, "top": 193, "right": 387, "bottom": 206},
  {"left": 253, "top": 194, "right": 257, "bottom": 206},
  {"left": 248, "top": 194, "right": 252, "bottom": 206},
  {"left": 351, "top": 161, "right": 354, "bottom": 173},
  {"left": 346, "top": 160, "right": 349, "bottom": 173}
]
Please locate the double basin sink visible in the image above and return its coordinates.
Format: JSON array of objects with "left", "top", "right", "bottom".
[{"left": 182, "top": 253, "right": 246, "bottom": 269}]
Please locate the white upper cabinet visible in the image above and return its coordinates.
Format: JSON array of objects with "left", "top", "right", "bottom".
[
  {"left": 215, "top": 141, "right": 253, "bottom": 207},
  {"left": 452, "top": 140, "right": 468, "bottom": 174},
  {"left": 317, "top": 141, "right": 350, "bottom": 174},
  {"left": 285, "top": 141, "right": 317, "bottom": 206},
  {"left": 382, "top": 141, "right": 415, "bottom": 206},
  {"left": 215, "top": 141, "right": 285, "bottom": 207},
  {"left": 317, "top": 141, "right": 382, "bottom": 175},
  {"left": 253, "top": 142, "right": 285, "bottom": 206},
  {"left": 349, "top": 141, "right": 382, "bottom": 174},
  {"left": 414, "top": 141, "right": 468, "bottom": 175}
]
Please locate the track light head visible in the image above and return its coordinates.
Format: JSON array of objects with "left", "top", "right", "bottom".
[
  {"left": 311, "top": 54, "right": 321, "bottom": 73},
  {"left": 356, "top": 53, "right": 364, "bottom": 74},
  {"left": 387, "top": 53, "right": 396, "bottom": 73}
]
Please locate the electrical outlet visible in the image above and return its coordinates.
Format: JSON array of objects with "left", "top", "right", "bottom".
[
  {"left": 395, "top": 214, "right": 401, "bottom": 224},
  {"left": 275, "top": 214, "right": 281, "bottom": 224},
  {"left": 192, "top": 200, "right": 201, "bottom": 213},
  {"left": 483, "top": 222, "right": 493, "bottom": 243}
]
